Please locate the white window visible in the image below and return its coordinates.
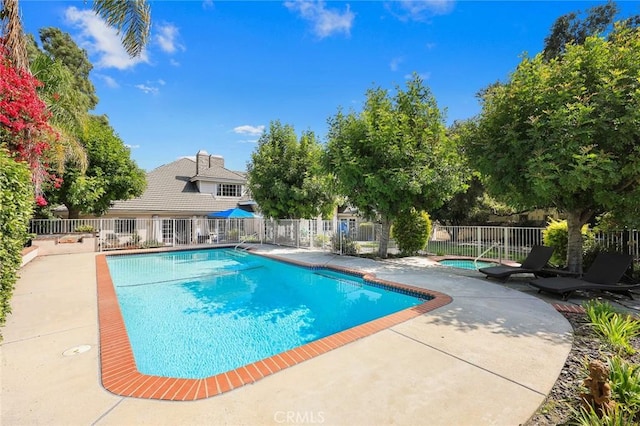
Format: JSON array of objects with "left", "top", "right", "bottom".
[{"left": 217, "top": 184, "right": 241, "bottom": 197}]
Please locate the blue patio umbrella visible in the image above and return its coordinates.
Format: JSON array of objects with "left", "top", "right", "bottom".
[{"left": 207, "top": 207, "right": 255, "bottom": 219}]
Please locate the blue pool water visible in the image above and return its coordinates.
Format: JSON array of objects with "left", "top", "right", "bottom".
[
  {"left": 106, "top": 249, "right": 424, "bottom": 379},
  {"left": 438, "top": 259, "right": 498, "bottom": 270}
]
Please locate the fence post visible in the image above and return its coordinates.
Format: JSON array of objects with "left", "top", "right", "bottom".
[
  {"left": 503, "top": 227, "right": 509, "bottom": 261},
  {"left": 477, "top": 227, "right": 482, "bottom": 259}
]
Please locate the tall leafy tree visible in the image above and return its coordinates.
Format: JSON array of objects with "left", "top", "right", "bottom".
[
  {"left": 326, "top": 74, "right": 464, "bottom": 258},
  {"left": 46, "top": 115, "right": 146, "bottom": 218},
  {"left": 430, "top": 122, "right": 520, "bottom": 229},
  {"left": 247, "top": 120, "right": 335, "bottom": 219},
  {"left": 39, "top": 27, "right": 98, "bottom": 111},
  {"left": 466, "top": 27, "right": 640, "bottom": 273},
  {"left": 1, "top": 0, "right": 150, "bottom": 206},
  {"left": 27, "top": 35, "right": 88, "bottom": 173},
  {"left": 543, "top": 1, "right": 639, "bottom": 61}
]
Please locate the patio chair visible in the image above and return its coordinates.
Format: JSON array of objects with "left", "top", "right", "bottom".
[
  {"left": 478, "top": 245, "right": 555, "bottom": 281},
  {"left": 528, "top": 252, "right": 636, "bottom": 300}
]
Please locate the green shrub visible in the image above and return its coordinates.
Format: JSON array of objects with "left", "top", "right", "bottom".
[
  {"left": 585, "top": 300, "right": 640, "bottom": 355},
  {"left": 543, "top": 218, "right": 594, "bottom": 267},
  {"left": 314, "top": 233, "right": 330, "bottom": 246},
  {"left": 570, "top": 403, "right": 632, "bottom": 426},
  {"left": 584, "top": 299, "right": 618, "bottom": 322},
  {"left": 0, "top": 150, "right": 34, "bottom": 331},
  {"left": 74, "top": 224, "right": 95, "bottom": 233},
  {"left": 331, "top": 234, "right": 359, "bottom": 255},
  {"left": 609, "top": 356, "right": 640, "bottom": 415},
  {"left": 392, "top": 209, "right": 432, "bottom": 256},
  {"left": 141, "top": 239, "right": 163, "bottom": 249},
  {"left": 227, "top": 229, "right": 239, "bottom": 241},
  {"left": 130, "top": 231, "right": 141, "bottom": 245}
]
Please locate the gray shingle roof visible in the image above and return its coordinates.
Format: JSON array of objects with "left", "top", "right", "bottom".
[
  {"left": 192, "top": 165, "right": 245, "bottom": 182},
  {"left": 109, "top": 157, "right": 250, "bottom": 215}
]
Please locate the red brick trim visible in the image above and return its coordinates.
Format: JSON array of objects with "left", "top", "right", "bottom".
[{"left": 553, "top": 303, "right": 586, "bottom": 314}]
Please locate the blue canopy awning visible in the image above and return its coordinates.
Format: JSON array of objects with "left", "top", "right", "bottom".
[{"left": 207, "top": 208, "right": 255, "bottom": 219}]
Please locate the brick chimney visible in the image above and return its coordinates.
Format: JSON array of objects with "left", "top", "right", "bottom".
[
  {"left": 196, "top": 150, "right": 209, "bottom": 175},
  {"left": 209, "top": 154, "right": 224, "bottom": 169}
]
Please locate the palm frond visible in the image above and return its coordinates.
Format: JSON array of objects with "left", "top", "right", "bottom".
[{"left": 92, "top": 0, "right": 150, "bottom": 58}]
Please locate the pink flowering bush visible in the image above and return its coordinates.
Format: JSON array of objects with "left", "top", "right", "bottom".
[{"left": 0, "top": 46, "right": 58, "bottom": 202}]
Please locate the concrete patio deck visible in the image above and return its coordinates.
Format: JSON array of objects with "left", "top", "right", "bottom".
[{"left": 1, "top": 247, "right": 574, "bottom": 425}]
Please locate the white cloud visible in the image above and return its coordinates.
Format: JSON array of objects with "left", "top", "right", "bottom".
[
  {"left": 390, "top": 56, "right": 404, "bottom": 72},
  {"left": 125, "top": 144, "right": 141, "bottom": 149},
  {"left": 284, "top": 1, "right": 354, "bottom": 39},
  {"left": 134, "top": 79, "right": 165, "bottom": 94},
  {"left": 233, "top": 125, "right": 265, "bottom": 136},
  {"left": 155, "top": 22, "right": 184, "bottom": 54},
  {"left": 135, "top": 84, "right": 159, "bottom": 94},
  {"left": 202, "top": 0, "right": 214, "bottom": 10},
  {"left": 389, "top": 0, "right": 455, "bottom": 22},
  {"left": 237, "top": 139, "right": 260, "bottom": 144},
  {"left": 169, "top": 58, "right": 181, "bottom": 67},
  {"left": 96, "top": 74, "right": 119, "bottom": 88},
  {"left": 64, "top": 6, "right": 149, "bottom": 70}
]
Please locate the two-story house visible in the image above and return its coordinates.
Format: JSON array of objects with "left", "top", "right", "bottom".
[
  {"left": 106, "top": 150, "right": 253, "bottom": 218},
  {"left": 100, "top": 150, "right": 257, "bottom": 245}
]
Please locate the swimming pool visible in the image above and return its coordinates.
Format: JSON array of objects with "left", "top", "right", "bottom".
[
  {"left": 438, "top": 259, "right": 498, "bottom": 270},
  {"left": 97, "top": 248, "right": 450, "bottom": 400},
  {"left": 106, "top": 249, "right": 424, "bottom": 378}
]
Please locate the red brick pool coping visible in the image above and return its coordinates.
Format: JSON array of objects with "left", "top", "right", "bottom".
[{"left": 96, "top": 250, "right": 453, "bottom": 401}]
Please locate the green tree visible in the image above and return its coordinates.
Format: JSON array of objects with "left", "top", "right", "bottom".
[
  {"left": 247, "top": 120, "right": 335, "bottom": 219},
  {"left": 392, "top": 209, "right": 432, "bottom": 256},
  {"left": 326, "top": 74, "right": 464, "bottom": 258},
  {"left": 27, "top": 36, "right": 88, "bottom": 173},
  {"left": 1, "top": 0, "right": 150, "bottom": 207},
  {"left": 543, "top": 1, "right": 639, "bottom": 61},
  {"left": 466, "top": 27, "right": 640, "bottom": 273},
  {"left": 38, "top": 27, "right": 98, "bottom": 111},
  {"left": 430, "top": 120, "right": 518, "bottom": 228},
  {"left": 46, "top": 115, "right": 146, "bottom": 218}
]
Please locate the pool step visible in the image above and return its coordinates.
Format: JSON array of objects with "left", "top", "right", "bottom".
[
  {"left": 226, "top": 249, "right": 250, "bottom": 258},
  {"left": 118, "top": 265, "right": 264, "bottom": 287}
]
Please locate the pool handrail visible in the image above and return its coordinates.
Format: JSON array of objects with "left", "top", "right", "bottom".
[
  {"left": 473, "top": 241, "right": 501, "bottom": 269},
  {"left": 234, "top": 232, "right": 261, "bottom": 251}
]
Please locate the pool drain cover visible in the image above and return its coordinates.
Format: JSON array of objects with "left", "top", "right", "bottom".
[{"left": 63, "top": 344, "right": 91, "bottom": 356}]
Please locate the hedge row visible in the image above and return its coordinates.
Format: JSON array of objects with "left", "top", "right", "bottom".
[{"left": 0, "top": 149, "right": 33, "bottom": 330}]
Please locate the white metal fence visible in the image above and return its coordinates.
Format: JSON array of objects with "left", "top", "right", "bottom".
[
  {"left": 29, "top": 218, "right": 265, "bottom": 251},
  {"left": 428, "top": 225, "right": 545, "bottom": 263},
  {"left": 428, "top": 225, "right": 640, "bottom": 263},
  {"left": 28, "top": 218, "right": 640, "bottom": 262}
]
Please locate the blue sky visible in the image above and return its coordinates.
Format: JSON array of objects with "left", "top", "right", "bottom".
[{"left": 20, "top": 1, "right": 640, "bottom": 172}]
